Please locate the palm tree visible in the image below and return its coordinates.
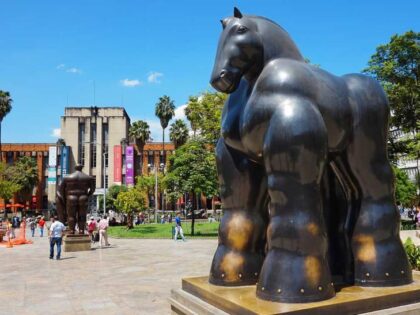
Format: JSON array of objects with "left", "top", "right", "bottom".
[
  {"left": 169, "top": 119, "right": 189, "bottom": 149},
  {"left": 0, "top": 91, "right": 13, "bottom": 161},
  {"left": 129, "top": 120, "right": 151, "bottom": 154},
  {"left": 155, "top": 95, "right": 175, "bottom": 162}
]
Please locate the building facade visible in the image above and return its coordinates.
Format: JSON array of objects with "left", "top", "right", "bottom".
[
  {"left": 57, "top": 107, "right": 174, "bottom": 210},
  {"left": 0, "top": 143, "right": 53, "bottom": 213}
]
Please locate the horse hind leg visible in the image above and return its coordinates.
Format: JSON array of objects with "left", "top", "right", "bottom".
[{"left": 345, "top": 77, "right": 412, "bottom": 286}]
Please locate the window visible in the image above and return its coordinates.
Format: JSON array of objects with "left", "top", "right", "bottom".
[
  {"left": 90, "top": 123, "right": 97, "bottom": 168},
  {"left": 160, "top": 150, "right": 165, "bottom": 165},
  {"left": 78, "top": 123, "right": 86, "bottom": 165},
  {"left": 148, "top": 151, "right": 154, "bottom": 166},
  {"left": 103, "top": 124, "right": 109, "bottom": 168}
]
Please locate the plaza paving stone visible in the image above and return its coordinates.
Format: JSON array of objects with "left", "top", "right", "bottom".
[
  {"left": 2, "top": 229, "right": 419, "bottom": 315},
  {"left": 0, "top": 228, "right": 217, "bottom": 315}
]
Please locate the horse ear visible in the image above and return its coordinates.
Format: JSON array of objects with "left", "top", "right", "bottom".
[
  {"left": 233, "top": 7, "right": 243, "bottom": 18},
  {"left": 220, "top": 19, "right": 227, "bottom": 29}
]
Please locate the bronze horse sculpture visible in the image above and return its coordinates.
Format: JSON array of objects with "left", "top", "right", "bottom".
[{"left": 209, "top": 8, "right": 412, "bottom": 303}]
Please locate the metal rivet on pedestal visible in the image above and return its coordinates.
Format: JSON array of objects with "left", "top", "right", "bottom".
[
  {"left": 258, "top": 152, "right": 262, "bottom": 157},
  {"left": 221, "top": 273, "right": 225, "bottom": 278},
  {"left": 239, "top": 273, "right": 242, "bottom": 278},
  {"left": 300, "top": 288, "right": 305, "bottom": 293},
  {"left": 331, "top": 282, "right": 334, "bottom": 286},
  {"left": 385, "top": 272, "right": 389, "bottom": 277},
  {"left": 254, "top": 272, "right": 258, "bottom": 276},
  {"left": 318, "top": 286, "right": 323, "bottom": 291},
  {"left": 401, "top": 270, "right": 405, "bottom": 274},
  {"left": 366, "top": 273, "right": 370, "bottom": 277},
  {"left": 261, "top": 287, "right": 265, "bottom": 291},
  {"left": 277, "top": 289, "right": 281, "bottom": 293}
]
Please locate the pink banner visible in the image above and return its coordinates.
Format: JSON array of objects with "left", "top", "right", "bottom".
[{"left": 114, "top": 145, "right": 122, "bottom": 184}]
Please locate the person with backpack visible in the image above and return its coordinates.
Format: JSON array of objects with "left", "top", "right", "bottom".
[
  {"left": 29, "top": 217, "right": 36, "bottom": 237},
  {"left": 38, "top": 216, "right": 45, "bottom": 237}
]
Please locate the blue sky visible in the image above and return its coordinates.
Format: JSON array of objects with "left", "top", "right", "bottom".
[{"left": 1, "top": 0, "right": 419, "bottom": 143}]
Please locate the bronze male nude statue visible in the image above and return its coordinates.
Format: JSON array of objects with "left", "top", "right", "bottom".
[{"left": 56, "top": 164, "right": 95, "bottom": 235}]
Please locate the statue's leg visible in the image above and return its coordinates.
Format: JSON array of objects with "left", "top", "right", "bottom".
[
  {"left": 209, "top": 139, "right": 268, "bottom": 286},
  {"left": 257, "top": 98, "right": 335, "bottom": 303},
  {"left": 78, "top": 195, "right": 88, "bottom": 235},
  {"left": 346, "top": 118, "right": 412, "bottom": 286},
  {"left": 66, "top": 195, "right": 78, "bottom": 234}
]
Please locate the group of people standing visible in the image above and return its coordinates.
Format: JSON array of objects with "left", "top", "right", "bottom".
[{"left": 87, "top": 215, "right": 111, "bottom": 247}]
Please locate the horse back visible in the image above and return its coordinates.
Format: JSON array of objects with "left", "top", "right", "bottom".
[{"left": 251, "top": 59, "right": 353, "bottom": 152}]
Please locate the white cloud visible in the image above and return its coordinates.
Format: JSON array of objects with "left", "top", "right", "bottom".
[
  {"left": 66, "top": 67, "right": 82, "bottom": 74},
  {"left": 121, "top": 79, "right": 143, "bottom": 87},
  {"left": 174, "top": 104, "right": 187, "bottom": 121},
  {"left": 147, "top": 71, "right": 163, "bottom": 83},
  {"left": 56, "top": 64, "right": 82, "bottom": 74},
  {"left": 51, "top": 128, "right": 61, "bottom": 138}
]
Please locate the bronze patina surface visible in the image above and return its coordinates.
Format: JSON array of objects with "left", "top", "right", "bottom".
[
  {"left": 183, "top": 274, "right": 420, "bottom": 315},
  {"left": 57, "top": 164, "right": 95, "bottom": 235},
  {"left": 208, "top": 7, "right": 412, "bottom": 303}
]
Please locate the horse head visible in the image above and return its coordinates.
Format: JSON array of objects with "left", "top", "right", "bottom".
[{"left": 210, "top": 7, "right": 264, "bottom": 93}]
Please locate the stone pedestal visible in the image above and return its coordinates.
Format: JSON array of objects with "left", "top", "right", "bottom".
[
  {"left": 63, "top": 234, "right": 91, "bottom": 252},
  {"left": 170, "top": 274, "right": 420, "bottom": 315}
]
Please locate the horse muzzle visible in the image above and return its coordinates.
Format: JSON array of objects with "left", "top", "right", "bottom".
[{"left": 210, "top": 69, "right": 240, "bottom": 94}]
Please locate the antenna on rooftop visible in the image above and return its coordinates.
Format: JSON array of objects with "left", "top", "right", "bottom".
[{"left": 93, "top": 80, "right": 96, "bottom": 106}]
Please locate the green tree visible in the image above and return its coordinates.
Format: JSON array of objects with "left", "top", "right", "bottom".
[
  {"left": 115, "top": 188, "right": 147, "bottom": 229},
  {"left": 394, "top": 167, "right": 417, "bottom": 207},
  {"left": 185, "top": 91, "right": 227, "bottom": 144},
  {"left": 98, "top": 184, "right": 128, "bottom": 211},
  {"left": 0, "top": 163, "right": 21, "bottom": 219},
  {"left": 0, "top": 91, "right": 13, "bottom": 161},
  {"left": 363, "top": 31, "right": 419, "bottom": 165},
  {"left": 164, "top": 139, "right": 218, "bottom": 235},
  {"left": 129, "top": 120, "right": 151, "bottom": 154},
  {"left": 155, "top": 95, "right": 175, "bottom": 160},
  {"left": 6, "top": 156, "right": 38, "bottom": 194},
  {"left": 169, "top": 119, "right": 189, "bottom": 149}
]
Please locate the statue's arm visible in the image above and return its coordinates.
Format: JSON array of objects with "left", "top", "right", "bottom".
[
  {"left": 56, "top": 181, "right": 66, "bottom": 223},
  {"left": 88, "top": 177, "right": 95, "bottom": 196}
]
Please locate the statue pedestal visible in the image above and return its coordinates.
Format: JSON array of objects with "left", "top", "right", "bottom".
[
  {"left": 170, "top": 274, "right": 420, "bottom": 315},
  {"left": 63, "top": 234, "right": 91, "bottom": 252}
]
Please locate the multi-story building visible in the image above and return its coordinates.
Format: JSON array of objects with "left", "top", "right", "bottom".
[
  {"left": 0, "top": 143, "right": 53, "bottom": 213},
  {"left": 56, "top": 106, "right": 174, "bottom": 210}
]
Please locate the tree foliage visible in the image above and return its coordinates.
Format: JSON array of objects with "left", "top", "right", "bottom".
[
  {"left": 364, "top": 31, "right": 419, "bottom": 167},
  {"left": 129, "top": 120, "right": 151, "bottom": 153},
  {"left": 5, "top": 156, "right": 38, "bottom": 193},
  {"left": 98, "top": 184, "right": 128, "bottom": 211},
  {"left": 164, "top": 139, "right": 218, "bottom": 203},
  {"left": 394, "top": 167, "right": 417, "bottom": 206},
  {"left": 115, "top": 188, "right": 147, "bottom": 228},
  {"left": 363, "top": 31, "right": 419, "bottom": 133},
  {"left": 169, "top": 119, "right": 189, "bottom": 149},
  {"left": 185, "top": 91, "right": 227, "bottom": 144},
  {"left": 0, "top": 90, "right": 12, "bottom": 122},
  {"left": 155, "top": 95, "right": 175, "bottom": 130}
]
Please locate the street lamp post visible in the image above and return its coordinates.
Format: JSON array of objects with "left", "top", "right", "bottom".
[
  {"left": 103, "top": 151, "right": 107, "bottom": 216},
  {"left": 148, "top": 163, "right": 164, "bottom": 223}
]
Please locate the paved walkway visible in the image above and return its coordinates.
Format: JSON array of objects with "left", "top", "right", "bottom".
[
  {"left": 0, "top": 230, "right": 217, "bottom": 315},
  {"left": 2, "top": 229, "right": 419, "bottom": 315}
]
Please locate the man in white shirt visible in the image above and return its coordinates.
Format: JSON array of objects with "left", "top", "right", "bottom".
[{"left": 49, "top": 216, "right": 66, "bottom": 260}]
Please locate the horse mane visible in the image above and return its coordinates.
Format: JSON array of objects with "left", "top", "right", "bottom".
[{"left": 246, "top": 15, "right": 304, "bottom": 62}]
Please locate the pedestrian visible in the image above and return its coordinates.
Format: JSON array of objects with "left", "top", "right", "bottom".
[
  {"left": 87, "top": 217, "right": 97, "bottom": 243},
  {"left": 38, "top": 216, "right": 46, "bottom": 237},
  {"left": 49, "top": 216, "right": 66, "bottom": 260},
  {"left": 98, "top": 215, "right": 110, "bottom": 248},
  {"left": 29, "top": 217, "right": 36, "bottom": 237},
  {"left": 174, "top": 212, "right": 186, "bottom": 242}
]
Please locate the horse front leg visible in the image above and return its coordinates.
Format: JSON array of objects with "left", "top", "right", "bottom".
[
  {"left": 209, "top": 139, "right": 268, "bottom": 286},
  {"left": 257, "top": 98, "right": 335, "bottom": 303}
]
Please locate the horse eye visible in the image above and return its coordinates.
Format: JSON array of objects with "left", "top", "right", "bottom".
[{"left": 237, "top": 25, "right": 248, "bottom": 34}]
